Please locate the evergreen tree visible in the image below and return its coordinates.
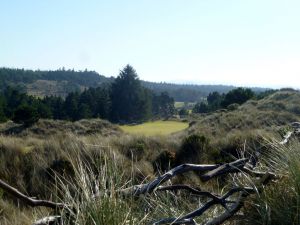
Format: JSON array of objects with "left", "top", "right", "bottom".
[
  {"left": 12, "top": 105, "right": 39, "bottom": 127},
  {"left": 221, "top": 87, "right": 254, "bottom": 108},
  {"left": 111, "top": 65, "right": 151, "bottom": 122},
  {"left": 152, "top": 92, "right": 175, "bottom": 118},
  {"left": 64, "top": 92, "right": 80, "bottom": 121},
  {"left": 193, "top": 102, "right": 209, "bottom": 113},
  {"left": 207, "top": 92, "right": 223, "bottom": 111},
  {"left": 0, "top": 95, "right": 7, "bottom": 122}
]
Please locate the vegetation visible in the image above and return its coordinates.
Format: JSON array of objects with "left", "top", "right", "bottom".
[
  {"left": 12, "top": 105, "right": 40, "bottom": 127},
  {"left": 120, "top": 120, "right": 189, "bottom": 136},
  {"left": 192, "top": 87, "right": 273, "bottom": 113},
  {"left": 0, "top": 65, "right": 175, "bottom": 124},
  {"left": 0, "top": 67, "right": 268, "bottom": 102},
  {"left": 0, "top": 81, "right": 300, "bottom": 225}
]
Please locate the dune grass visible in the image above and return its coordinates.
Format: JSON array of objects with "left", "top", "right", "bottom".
[{"left": 120, "top": 120, "right": 189, "bottom": 136}]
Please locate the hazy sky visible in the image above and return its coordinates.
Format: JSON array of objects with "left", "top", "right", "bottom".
[{"left": 1, "top": 0, "right": 300, "bottom": 88}]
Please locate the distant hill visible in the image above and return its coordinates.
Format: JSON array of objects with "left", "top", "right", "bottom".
[
  {"left": 0, "top": 67, "right": 268, "bottom": 101},
  {"left": 187, "top": 89, "right": 300, "bottom": 138},
  {"left": 0, "top": 68, "right": 113, "bottom": 97}
]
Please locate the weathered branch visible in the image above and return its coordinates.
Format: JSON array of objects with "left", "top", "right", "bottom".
[
  {"left": 1, "top": 156, "right": 278, "bottom": 225},
  {"left": 149, "top": 157, "right": 278, "bottom": 225},
  {"left": 200, "top": 158, "right": 248, "bottom": 182},
  {"left": 280, "top": 121, "right": 300, "bottom": 144},
  {"left": 0, "top": 178, "right": 65, "bottom": 209},
  {"left": 121, "top": 163, "right": 219, "bottom": 196},
  {"left": 121, "top": 159, "right": 251, "bottom": 196},
  {"left": 156, "top": 185, "right": 220, "bottom": 201},
  {"left": 152, "top": 187, "right": 255, "bottom": 225}
]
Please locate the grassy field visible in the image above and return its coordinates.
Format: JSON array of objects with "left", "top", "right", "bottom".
[
  {"left": 174, "top": 101, "right": 185, "bottom": 108},
  {"left": 120, "top": 120, "right": 189, "bottom": 136}
]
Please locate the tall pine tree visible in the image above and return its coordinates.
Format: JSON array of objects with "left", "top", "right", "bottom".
[{"left": 111, "top": 65, "right": 151, "bottom": 123}]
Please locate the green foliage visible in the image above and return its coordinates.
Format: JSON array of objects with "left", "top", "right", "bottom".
[
  {"left": 153, "top": 150, "right": 176, "bottom": 172},
  {"left": 152, "top": 92, "right": 175, "bottom": 118},
  {"left": 178, "top": 108, "right": 189, "bottom": 116},
  {"left": 207, "top": 91, "right": 223, "bottom": 111},
  {"left": 221, "top": 87, "right": 254, "bottom": 108},
  {"left": 122, "top": 139, "right": 146, "bottom": 161},
  {"left": 0, "top": 66, "right": 175, "bottom": 123},
  {"left": 12, "top": 105, "right": 39, "bottom": 127},
  {"left": 176, "top": 134, "right": 210, "bottom": 164},
  {"left": 111, "top": 65, "right": 151, "bottom": 122},
  {"left": 193, "top": 102, "right": 209, "bottom": 113},
  {"left": 227, "top": 103, "right": 239, "bottom": 111}
]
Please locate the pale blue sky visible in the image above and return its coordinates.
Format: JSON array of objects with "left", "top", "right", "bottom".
[{"left": 1, "top": 0, "right": 300, "bottom": 88}]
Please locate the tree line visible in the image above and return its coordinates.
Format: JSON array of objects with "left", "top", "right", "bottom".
[
  {"left": 0, "top": 65, "right": 175, "bottom": 126},
  {"left": 192, "top": 88, "right": 276, "bottom": 113}
]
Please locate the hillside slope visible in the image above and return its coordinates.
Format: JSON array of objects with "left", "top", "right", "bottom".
[
  {"left": 0, "top": 67, "right": 267, "bottom": 101},
  {"left": 186, "top": 90, "right": 300, "bottom": 138}
]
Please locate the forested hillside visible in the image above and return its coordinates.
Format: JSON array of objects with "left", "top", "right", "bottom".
[
  {"left": 0, "top": 67, "right": 267, "bottom": 101},
  {"left": 0, "top": 65, "right": 175, "bottom": 124}
]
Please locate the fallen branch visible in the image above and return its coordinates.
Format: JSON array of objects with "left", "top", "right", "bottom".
[
  {"left": 148, "top": 158, "right": 277, "bottom": 225},
  {"left": 0, "top": 178, "right": 65, "bottom": 210},
  {"left": 0, "top": 157, "right": 277, "bottom": 225},
  {"left": 121, "top": 159, "right": 248, "bottom": 196}
]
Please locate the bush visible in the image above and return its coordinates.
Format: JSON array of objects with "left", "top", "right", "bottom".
[
  {"left": 153, "top": 150, "right": 176, "bottom": 172},
  {"left": 12, "top": 105, "right": 39, "bottom": 127},
  {"left": 176, "top": 134, "right": 210, "bottom": 164},
  {"left": 125, "top": 140, "right": 146, "bottom": 161},
  {"left": 227, "top": 103, "right": 239, "bottom": 111}
]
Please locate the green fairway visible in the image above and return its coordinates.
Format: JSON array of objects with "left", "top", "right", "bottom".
[
  {"left": 120, "top": 120, "right": 189, "bottom": 136},
  {"left": 174, "top": 102, "right": 185, "bottom": 108}
]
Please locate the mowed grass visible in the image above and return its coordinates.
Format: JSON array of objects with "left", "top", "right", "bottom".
[
  {"left": 120, "top": 120, "right": 189, "bottom": 136},
  {"left": 174, "top": 101, "right": 185, "bottom": 108}
]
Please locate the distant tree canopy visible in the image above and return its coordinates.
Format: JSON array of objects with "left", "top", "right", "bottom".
[
  {"left": 0, "top": 65, "right": 175, "bottom": 124},
  {"left": 193, "top": 87, "right": 266, "bottom": 113},
  {"left": 221, "top": 87, "right": 254, "bottom": 108},
  {"left": 0, "top": 67, "right": 268, "bottom": 103}
]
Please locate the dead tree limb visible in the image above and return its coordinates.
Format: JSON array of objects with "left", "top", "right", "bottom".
[
  {"left": 156, "top": 185, "right": 220, "bottom": 201},
  {"left": 0, "top": 157, "right": 277, "bottom": 225},
  {"left": 200, "top": 158, "right": 248, "bottom": 182},
  {"left": 121, "top": 159, "right": 248, "bottom": 196},
  {"left": 0, "top": 178, "right": 65, "bottom": 209},
  {"left": 149, "top": 158, "right": 278, "bottom": 225},
  {"left": 280, "top": 122, "right": 300, "bottom": 144}
]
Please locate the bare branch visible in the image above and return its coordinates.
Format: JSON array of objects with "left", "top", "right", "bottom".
[
  {"left": 121, "top": 163, "right": 219, "bottom": 196},
  {"left": 0, "top": 178, "right": 65, "bottom": 210},
  {"left": 156, "top": 185, "right": 220, "bottom": 201},
  {"left": 200, "top": 158, "right": 248, "bottom": 182}
]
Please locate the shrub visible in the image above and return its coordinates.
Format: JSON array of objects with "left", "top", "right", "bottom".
[
  {"left": 176, "top": 134, "right": 210, "bottom": 164},
  {"left": 125, "top": 140, "right": 146, "bottom": 161},
  {"left": 227, "top": 103, "right": 239, "bottom": 111},
  {"left": 153, "top": 150, "right": 176, "bottom": 172},
  {"left": 12, "top": 105, "right": 39, "bottom": 127}
]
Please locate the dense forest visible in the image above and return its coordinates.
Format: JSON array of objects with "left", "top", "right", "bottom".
[
  {"left": 0, "top": 67, "right": 268, "bottom": 102},
  {"left": 0, "top": 65, "right": 175, "bottom": 125}
]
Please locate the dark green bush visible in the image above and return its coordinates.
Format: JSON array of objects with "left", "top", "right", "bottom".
[
  {"left": 12, "top": 105, "right": 39, "bottom": 127},
  {"left": 176, "top": 134, "right": 210, "bottom": 164},
  {"left": 153, "top": 150, "right": 176, "bottom": 172}
]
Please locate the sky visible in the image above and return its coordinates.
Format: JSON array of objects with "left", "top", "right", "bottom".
[{"left": 0, "top": 0, "right": 300, "bottom": 88}]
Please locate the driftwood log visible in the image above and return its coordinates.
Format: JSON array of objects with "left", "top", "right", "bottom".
[{"left": 0, "top": 156, "right": 277, "bottom": 225}]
